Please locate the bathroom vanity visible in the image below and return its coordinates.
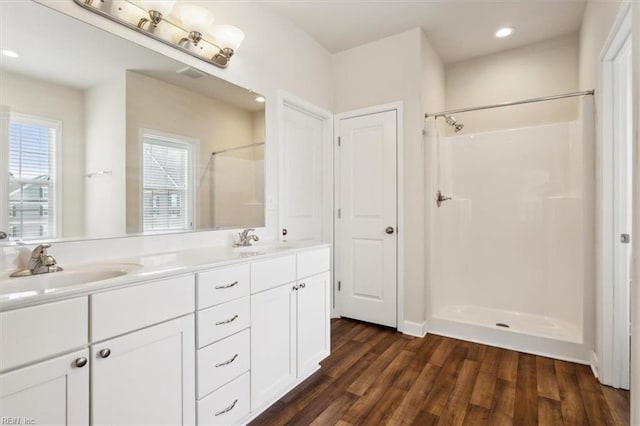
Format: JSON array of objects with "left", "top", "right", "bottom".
[{"left": 0, "top": 243, "right": 331, "bottom": 425}]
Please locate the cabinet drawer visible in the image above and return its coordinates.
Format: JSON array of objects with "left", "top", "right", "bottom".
[
  {"left": 297, "top": 247, "right": 330, "bottom": 279},
  {"left": 197, "top": 297, "right": 249, "bottom": 348},
  {"left": 197, "top": 372, "right": 250, "bottom": 426},
  {"left": 0, "top": 298, "right": 88, "bottom": 372},
  {"left": 91, "top": 274, "right": 195, "bottom": 342},
  {"left": 197, "top": 329, "right": 250, "bottom": 398},
  {"left": 197, "top": 264, "right": 249, "bottom": 310},
  {"left": 250, "top": 255, "right": 296, "bottom": 294}
]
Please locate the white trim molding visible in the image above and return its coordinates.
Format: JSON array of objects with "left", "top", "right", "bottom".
[{"left": 403, "top": 321, "right": 427, "bottom": 338}]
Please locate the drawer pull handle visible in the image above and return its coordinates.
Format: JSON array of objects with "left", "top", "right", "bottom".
[
  {"left": 215, "top": 354, "right": 238, "bottom": 367},
  {"left": 215, "top": 281, "right": 239, "bottom": 290},
  {"left": 215, "top": 314, "right": 239, "bottom": 326},
  {"left": 215, "top": 399, "right": 238, "bottom": 417},
  {"left": 99, "top": 349, "right": 111, "bottom": 358}
]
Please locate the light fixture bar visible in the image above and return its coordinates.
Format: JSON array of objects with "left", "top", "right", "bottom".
[{"left": 73, "top": 0, "right": 237, "bottom": 69}]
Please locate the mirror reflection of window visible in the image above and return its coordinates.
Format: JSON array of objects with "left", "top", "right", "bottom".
[
  {"left": 7, "top": 113, "right": 60, "bottom": 240},
  {"left": 141, "top": 131, "right": 196, "bottom": 232}
]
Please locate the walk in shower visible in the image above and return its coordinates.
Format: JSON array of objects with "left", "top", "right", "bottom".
[{"left": 425, "top": 92, "right": 594, "bottom": 363}]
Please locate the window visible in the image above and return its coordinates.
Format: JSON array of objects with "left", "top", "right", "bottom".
[
  {"left": 7, "top": 114, "right": 61, "bottom": 240},
  {"left": 142, "top": 132, "right": 195, "bottom": 232}
]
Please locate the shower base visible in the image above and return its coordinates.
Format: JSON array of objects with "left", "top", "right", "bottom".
[{"left": 429, "top": 304, "right": 589, "bottom": 364}]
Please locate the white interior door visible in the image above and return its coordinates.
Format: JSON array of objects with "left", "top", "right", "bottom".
[
  {"left": 280, "top": 103, "right": 323, "bottom": 241},
  {"left": 337, "top": 110, "right": 397, "bottom": 328},
  {"left": 612, "top": 34, "right": 632, "bottom": 390}
]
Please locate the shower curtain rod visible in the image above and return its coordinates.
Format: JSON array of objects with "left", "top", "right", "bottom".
[
  {"left": 211, "top": 142, "right": 264, "bottom": 156},
  {"left": 424, "top": 90, "right": 595, "bottom": 119}
]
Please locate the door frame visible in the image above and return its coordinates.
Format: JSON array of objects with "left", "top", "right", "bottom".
[
  {"left": 333, "top": 102, "right": 404, "bottom": 331},
  {"left": 598, "top": 2, "right": 632, "bottom": 388}
]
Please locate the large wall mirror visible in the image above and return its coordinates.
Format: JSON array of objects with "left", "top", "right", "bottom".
[{"left": 0, "top": 1, "right": 266, "bottom": 244}]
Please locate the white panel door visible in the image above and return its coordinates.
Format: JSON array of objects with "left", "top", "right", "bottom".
[
  {"left": 296, "top": 271, "right": 331, "bottom": 376},
  {"left": 92, "top": 315, "right": 195, "bottom": 426},
  {"left": 612, "top": 34, "right": 632, "bottom": 390},
  {"left": 250, "top": 283, "right": 297, "bottom": 410},
  {"left": 337, "top": 110, "right": 397, "bottom": 327},
  {"left": 0, "top": 349, "right": 89, "bottom": 426},
  {"left": 280, "top": 103, "right": 323, "bottom": 241}
]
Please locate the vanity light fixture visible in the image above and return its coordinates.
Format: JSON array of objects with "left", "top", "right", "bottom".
[
  {"left": 137, "top": 0, "right": 175, "bottom": 28},
  {"left": 255, "top": 96, "right": 266, "bottom": 103},
  {"left": 74, "top": 0, "right": 244, "bottom": 69},
  {"left": 176, "top": 4, "right": 215, "bottom": 47},
  {"left": 495, "top": 27, "right": 515, "bottom": 38}
]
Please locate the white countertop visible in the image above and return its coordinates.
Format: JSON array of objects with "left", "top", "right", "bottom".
[{"left": 0, "top": 241, "right": 331, "bottom": 312}]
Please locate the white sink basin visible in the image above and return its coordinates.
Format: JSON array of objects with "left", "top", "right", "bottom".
[{"left": 1, "top": 263, "right": 141, "bottom": 297}]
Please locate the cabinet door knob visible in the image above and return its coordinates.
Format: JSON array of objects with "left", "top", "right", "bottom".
[
  {"left": 299, "top": 283, "right": 306, "bottom": 289},
  {"left": 99, "top": 348, "right": 111, "bottom": 358},
  {"left": 75, "top": 357, "right": 88, "bottom": 368},
  {"left": 292, "top": 285, "right": 299, "bottom": 291}
]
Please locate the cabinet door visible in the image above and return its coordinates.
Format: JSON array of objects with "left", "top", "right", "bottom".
[
  {"left": 0, "top": 349, "right": 89, "bottom": 425},
  {"left": 92, "top": 315, "right": 195, "bottom": 426},
  {"left": 250, "top": 283, "right": 297, "bottom": 410},
  {"left": 297, "top": 271, "right": 331, "bottom": 376}
]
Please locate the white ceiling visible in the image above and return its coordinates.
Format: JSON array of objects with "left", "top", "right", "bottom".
[{"left": 262, "top": 0, "right": 588, "bottom": 63}]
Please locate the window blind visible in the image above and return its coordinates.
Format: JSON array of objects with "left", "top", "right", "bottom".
[
  {"left": 142, "top": 136, "right": 192, "bottom": 232},
  {"left": 8, "top": 118, "right": 58, "bottom": 240}
]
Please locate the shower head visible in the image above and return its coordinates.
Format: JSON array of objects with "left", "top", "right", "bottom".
[{"left": 444, "top": 115, "right": 464, "bottom": 132}]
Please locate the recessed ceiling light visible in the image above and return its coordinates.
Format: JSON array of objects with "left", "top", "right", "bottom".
[
  {"left": 495, "top": 27, "right": 515, "bottom": 38},
  {"left": 255, "top": 96, "right": 265, "bottom": 103},
  {"left": 1, "top": 49, "right": 20, "bottom": 58}
]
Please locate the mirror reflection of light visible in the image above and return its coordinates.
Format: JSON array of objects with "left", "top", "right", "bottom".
[
  {"left": 8, "top": 291, "right": 38, "bottom": 300},
  {"left": 1, "top": 49, "right": 20, "bottom": 58}
]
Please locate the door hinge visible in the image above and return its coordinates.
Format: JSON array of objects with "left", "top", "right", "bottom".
[
  {"left": 337, "top": 136, "right": 341, "bottom": 147},
  {"left": 337, "top": 208, "right": 341, "bottom": 219},
  {"left": 338, "top": 281, "right": 341, "bottom": 291},
  {"left": 621, "top": 233, "right": 631, "bottom": 244}
]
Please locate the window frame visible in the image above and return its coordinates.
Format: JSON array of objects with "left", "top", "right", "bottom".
[
  {"left": 139, "top": 128, "right": 197, "bottom": 233},
  {"left": 5, "top": 111, "right": 63, "bottom": 241}
]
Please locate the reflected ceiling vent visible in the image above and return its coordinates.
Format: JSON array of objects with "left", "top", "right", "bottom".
[{"left": 176, "top": 66, "right": 207, "bottom": 79}]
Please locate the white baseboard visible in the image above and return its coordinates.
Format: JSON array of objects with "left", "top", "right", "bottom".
[
  {"left": 590, "top": 351, "right": 599, "bottom": 379},
  {"left": 402, "top": 320, "right": 427, "bottom": 338}
]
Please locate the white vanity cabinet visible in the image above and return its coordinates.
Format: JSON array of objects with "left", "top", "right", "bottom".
[
  {"left": 250, "top": 248, "right": 331, "bottom": 411},
  {"left": 91, "top": 315, "right": 195, "bottom": 426},
  {"left": 0, "top": 349, "right": 90, "bottom": 425},
  {"left": 0, "top": 297, "right": 89, "bottom": 426},
  {"left": 195, "top": 264, "right": 251, "bottom": 424},
  {"left": 0, "top": 243, "right": 331, "bottom": 426},
  {"left": 90, "top": 274, "right": 196, "bottom": 426}
]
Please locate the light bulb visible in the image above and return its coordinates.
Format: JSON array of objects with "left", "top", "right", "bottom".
[
  {"left": 210, "top": 25, "right": 245, "bottom": 52},
  {"left": 139, "top": 0, "right": 175, "bottom": 16},
  {"left": 177, "top": 4, "right": 215, "bottom": 35}
]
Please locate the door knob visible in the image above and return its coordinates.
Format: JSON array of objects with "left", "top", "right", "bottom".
[
  {"left": 99, "top": 348, "right": 111, "bottom": 358},
  {"left": 385, "top": 226, "right": 395, "bottom": 235},
  {"left": 75, "top": 357, "right": 88, "bottom": 368}
]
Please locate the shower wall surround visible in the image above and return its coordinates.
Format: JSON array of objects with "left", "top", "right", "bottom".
[{"left": 427, "top": 110, "right": 595, "bottom": 362}]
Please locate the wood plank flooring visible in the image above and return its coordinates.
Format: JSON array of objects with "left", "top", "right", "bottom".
[{"left": 250, "top": 318, "right": 630, "bottom": 426}]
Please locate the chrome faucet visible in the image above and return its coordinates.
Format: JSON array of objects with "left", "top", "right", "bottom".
[
  {"left": 10, "top": 244, "right": 64, "bottom": 277},
  {"left": 233, "top": 229, "right": 259, "bottom": 247}
]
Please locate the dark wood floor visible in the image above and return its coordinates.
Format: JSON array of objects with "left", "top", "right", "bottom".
[{"left": 251, "top": 318, "right": 630, "bottom": 426}]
